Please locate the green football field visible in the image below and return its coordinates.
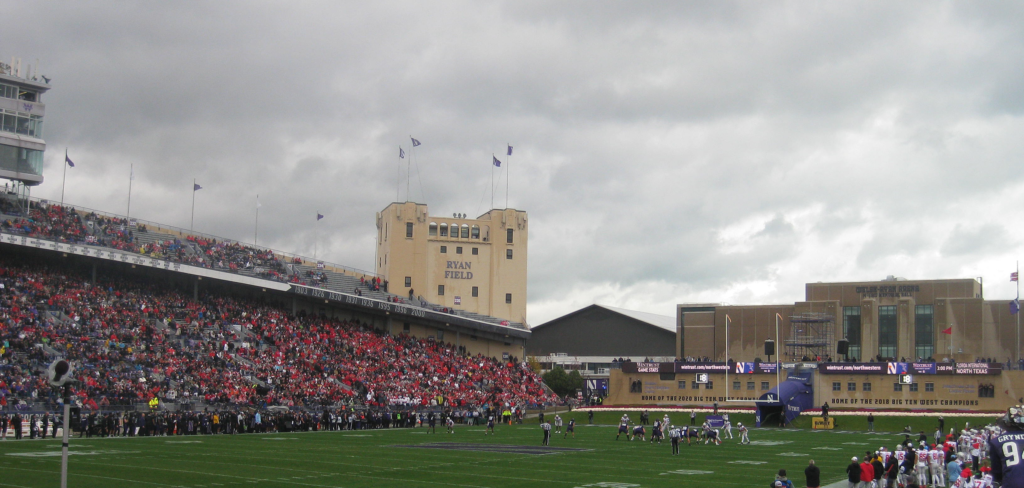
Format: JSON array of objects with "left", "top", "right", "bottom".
[{"left": 0, "top": 411, "right": 997, "bottom": 488}]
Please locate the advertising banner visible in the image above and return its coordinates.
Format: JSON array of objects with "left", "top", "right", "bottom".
[
  {"left": 812, "top": 417, "right": 835, "bottom": 430},
  {"left": 819, "top": 363, "right": 887, "bottom": 374}
]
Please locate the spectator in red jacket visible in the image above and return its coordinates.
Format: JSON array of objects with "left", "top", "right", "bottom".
[{"left": 860, "top": 458, "right": 874, "bottom": 487}]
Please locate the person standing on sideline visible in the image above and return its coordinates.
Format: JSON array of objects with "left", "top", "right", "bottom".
[
  {"left": 690, "top": 410, "right": 696, "bottom": 426},
  {"left": 588, "top": 410, "right": 593, "bottom": 424},
  {"left": 805, "top": 459, "right": 821, "bottom": 488},
  {"left": 847, "top": 457, "right": 862, "bottom": 488},
  {"left": 867, "top": 412, "right": 875, "bottom": 432},
  {"left": 774, "top": 469, "right": 795, "bottom": 488},
  {"left": 822, "top": 402, "right": 830, "bottom": 421},
  {"left": 859, "top": 456, "right": 874, "bottom": 488},
  {"left": 12, "top": 413, "right": 22, "bottom": 440},
  {"left": 541, "top": 421, "right": 551, "bottom": 446}
]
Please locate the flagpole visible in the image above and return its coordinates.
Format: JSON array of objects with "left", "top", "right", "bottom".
[
  {"left": 407, "top": 136, "right": 413, "bottom": 202},
  {"left": 61, "top": 148, "right": 68, "bottom": 206},
  {"left": 491, "top": 153, "right": 495, "bottom": 210},
  {"left": 190, "top": 178, "right": 196, "bottom": 232},
  {"left": 254, "top": 194, "right": 259, "bottom": 247},
  {"left": 314, "top": 212, "right": 319, "bottom": 261},
  {"left": 1017, "top": 261, "right": 1020, "bottom": 368},
  {"left": 127, "top": 164, "right": 133, "bottom": 221},
  {"left": 397, "top": 147, "right": 401, "bottom": 202},
  {"left": 505, "top": 144, "right": 510, "bottom": 209}
]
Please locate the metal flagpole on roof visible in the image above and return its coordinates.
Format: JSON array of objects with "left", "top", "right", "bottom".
[
  {"left": 505, "top": 144, "right": 511, "bottom": 209},
  {"left": 254, "top": 195, "right": 260, "bottom": 247},
  {"left": 1018, "top": 261, "right": 1020, "bottom": 368},
  {"left": 127, "top": 164, "right": 134, "bottom": 222},
  {"left": 190, "top": 179, "right": 197, "bottom": 231},
  {"left": 61, "top": 145, "right": 68, "bottom": 204}
]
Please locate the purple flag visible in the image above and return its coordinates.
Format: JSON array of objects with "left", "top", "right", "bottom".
[
  {"left": 493, "top": 156, "right": 501, "bottom": 167},
  {"left": 411, "top": 137, "right": 421, "bottom": 147},
  {"left": 317, "top": 212, "right": 324, "bottom": 221},
  {"left": 65, "top": 155, "right": 75, "bottom": 167},
  {"left": 507, "top": 145, "right": 513, "bottom": 156},
  {"left": 1012, "top": 299, "right": 1020, "bottom": 315},
  {"left": 399, "top": 147, "right": 405, "bottom": 158},
  {"left": 193, "top": 183, "right": 202, "bottom": 191}
]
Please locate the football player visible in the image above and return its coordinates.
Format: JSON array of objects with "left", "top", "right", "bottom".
[
  {"left": 705, "top": 428, "right": 721, "bottom": 445},
  {"left": 616, "top": 417, "right": 629, "bottom": 440},
  {"left": 651, "top": 419, "right": 662, "bottom": 444},
  {"left": 929, "top": 443, "right": 946, "bottom": 487},
  {"left": 630, "top": 424, "right": 646, "bottom": 442},
  {"left": 738, "top": 422, "right": 750, "bottom": 445},
  {"left": 989, "top": 405, "right": 1024, "bottom": 488}
]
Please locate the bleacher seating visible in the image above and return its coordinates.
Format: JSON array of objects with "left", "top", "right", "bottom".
[
  {"left": 0, "top": 257, "right": 556, "bottom": 411},
  {"left": 0, "top": 198, "right": 526, "bottom": 330}
]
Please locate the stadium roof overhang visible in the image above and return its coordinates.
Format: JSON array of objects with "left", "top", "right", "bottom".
[{"left": 291, "top": 284, "right": 530, "bottom": 340}]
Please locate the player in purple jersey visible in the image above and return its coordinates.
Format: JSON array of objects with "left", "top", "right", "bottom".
[{"left": 990, "top": 405, "right": 1024, "bottom": 488}]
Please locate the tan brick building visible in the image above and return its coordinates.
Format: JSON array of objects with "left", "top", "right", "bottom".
[
  {"left": 679, "top": 277, "right": 1020, "bottom": 365},
  {"left": 375, "top": 202, "right": 528, "bottom": 324}
]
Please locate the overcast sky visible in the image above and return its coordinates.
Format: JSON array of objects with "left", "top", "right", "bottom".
[{"left": 5, "top": 2, "right": 1024, "bottom": 325}]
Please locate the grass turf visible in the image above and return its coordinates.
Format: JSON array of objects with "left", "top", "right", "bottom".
[{"left": 0, "top": 411, "right": 999, "bottom": 488}]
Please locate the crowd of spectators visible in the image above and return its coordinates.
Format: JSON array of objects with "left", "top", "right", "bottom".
[
  {"left": 0, "top": 257, "right": 557, "bottom": 413},
  {"left": 0, "top": 203, "right": 89, "bottom": 243}
]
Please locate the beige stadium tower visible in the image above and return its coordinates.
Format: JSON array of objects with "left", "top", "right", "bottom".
[{"left": 376, "top": 202, "right": 528, "bottom": 325}]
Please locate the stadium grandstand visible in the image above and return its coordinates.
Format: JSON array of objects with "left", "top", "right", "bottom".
[{"left": 0, "top": 194, "right": 558, "bottom": 420}]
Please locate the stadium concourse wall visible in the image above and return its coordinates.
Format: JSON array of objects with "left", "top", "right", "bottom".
[
  {"left": 606, "top": 363, "right": 1024, "bottom": 413},
  {"left": 0, "top": 232, "right": 528, "bottom": 360}
]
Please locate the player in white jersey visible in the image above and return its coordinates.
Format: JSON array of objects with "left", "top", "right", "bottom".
[
  {"left": 553, "top": 415, "right": 562, "bottom": 433},
  {"left": 893, "top": 446, "right": 908, "bottom": 487},
  {"left": 916, "top": 448, "right": 930, "bottom": 487},
  {"left": 616, "top": 417, "right": 629, "bottom": 440},
  {"left": 929, "top": 445, "right": 945, "bottom": 487},
  {"left": 662, "top": 414, "right": 671, "bottom": 430},
  {"left": 966, "top": 468, "right": 992, "bottom": 488},
  {"left": 723, "top": 417, "right": 733, "bottom": 439},
  {"left": 737, "top": 422, "right": 750, "bottom": 444},
  {"left": 878, "top": 447, "right": 891, "bottom": 466},
  {"left": 446, "top": 416, "right": 455, "bottom": 434}
]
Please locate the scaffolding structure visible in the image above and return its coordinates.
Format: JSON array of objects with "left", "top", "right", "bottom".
[{"left": 784, "top": 312, "right": 836, "bottom": 360}]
